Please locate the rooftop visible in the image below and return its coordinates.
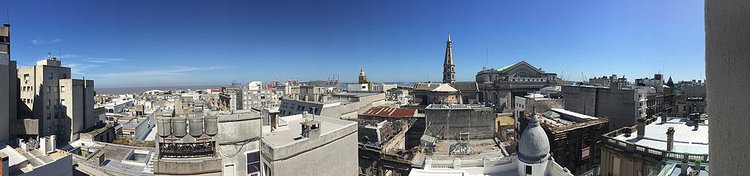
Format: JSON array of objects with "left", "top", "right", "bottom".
[
  {"left": 261, "top": 113, "right": 356, "bottom": 148},
  {"left": 613, "top": 116, "right": 708, "bottom": 155},
  {"left": 425, "top": 104, "right": 475, "bottom": 110},
  {"left": 362, "top": 107, "right": 418, "bottom": 118}
]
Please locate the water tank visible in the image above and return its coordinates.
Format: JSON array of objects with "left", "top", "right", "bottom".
[
  {"left": 156, "top": 117, "right": 172, "bottom": 137},
  {"left": 189, "top": 116, "right": 204, "bottom": 137},
  {"left": 204, "top": 115, "right": 219, "bottom": 136},
  {"left": 172, "top": 117, "right": 188, "bottom": 138}
]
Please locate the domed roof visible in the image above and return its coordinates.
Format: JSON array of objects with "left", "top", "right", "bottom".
[{"left": 518, "top": 112, "right": 550, "bottom": 164}]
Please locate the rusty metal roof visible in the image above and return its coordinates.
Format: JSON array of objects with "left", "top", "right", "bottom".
[{"left": 362, "top": 107, "right": 417, "bottom": 118}]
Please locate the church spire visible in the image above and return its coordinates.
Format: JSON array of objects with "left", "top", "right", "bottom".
[{"left": 443, "top": 33, "right": 455, "bottom": 83}]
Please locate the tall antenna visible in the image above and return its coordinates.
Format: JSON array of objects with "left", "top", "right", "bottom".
[{"left": 5, "top": 0, "right": 9, "bottom": 24}]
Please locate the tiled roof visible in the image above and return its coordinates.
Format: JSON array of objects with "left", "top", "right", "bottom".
[{"left": 362, "top": 107, "right": 417, "bottom": 118}]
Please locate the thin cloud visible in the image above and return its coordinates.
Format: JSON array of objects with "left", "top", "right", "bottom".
[
  {"left": 100, "top": 66, "right": 228, "bottom": 78},
  {"left": 86, "top": 57, "right": 126, "bottom": 64},
  {"left": 31, "top": 38, "right": 63, "bottom": 45}
]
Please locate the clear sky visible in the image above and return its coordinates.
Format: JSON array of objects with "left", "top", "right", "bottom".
[{"left": 7, "top": 0, "right": 705, "bottom": 88}]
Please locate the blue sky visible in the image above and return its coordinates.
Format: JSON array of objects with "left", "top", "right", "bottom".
[{"left": 7, "top": 0, "right": 704, "bottom": 88}]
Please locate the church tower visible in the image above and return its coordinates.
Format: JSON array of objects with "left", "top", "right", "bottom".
[
  {"left": 358, "top": 68, "right": 368, "bottom": 84},
  {"left": 443, "top": 33, "right": 456, "bottom": 83}
]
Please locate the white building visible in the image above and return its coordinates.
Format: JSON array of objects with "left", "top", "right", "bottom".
[{"left": 248, "top": 81, "right": 263, "bottom": 91}]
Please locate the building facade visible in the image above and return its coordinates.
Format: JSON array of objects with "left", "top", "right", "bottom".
[
  {"left": 260, "top": 113, "right": 358, "bottom": 176},
  {"left": 476, "top": 61, "right": 561, "bottom": 112},
  {"left": 16, "top": 55, "right": 96, "bottom": 144},
  {"left": 0, "top": 24, "right": 12, "bottom": 143},
  {"left": 562, "top": 85, "right": 642, "bottom": 130}
]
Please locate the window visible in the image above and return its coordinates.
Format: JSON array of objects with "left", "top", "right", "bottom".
[
  {"left": 61, "top": 99, "right": 66, "bottom": 106},
  {"left": 525, "top": 165, "right": 532, "bottom": 175},
  {"left": 247, "top": 151, "right": 261, "bottom": 175},
  {"left": 60, "top": 86, "right": 65, "bottom": 92},
  {"left": 23, "top": 74, "right": 29, "bottom": 83}
]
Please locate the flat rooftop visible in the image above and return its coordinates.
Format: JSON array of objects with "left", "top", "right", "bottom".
[
  {"left": 262, "top": 113, "right": 356, "bottom": 148},
  {"left": 614, "top": 116, "right": 708, "bottom": 155},
  {"left": 426, "top": 104, "right": 474, "bottom": 110},
  {"left": 334, "top": 92, "right": 381, "bottom": 98}
]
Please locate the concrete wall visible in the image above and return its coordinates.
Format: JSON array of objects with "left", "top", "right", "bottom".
[
  {"left": 425, "top": 107, "right": 495, "bottom": 139},
  {"left": 596, "top": 88, "right": 637, "bottom": 130},
  {"left": 216, "top": 117, "right": 261, "bottom": 176},
  {"left": 562, "top": 86, "right": 597, "bottom": 116},
  {"left": 599, "top": 146, "right": 660, "bottom": 176},
  {"left": 563, "top": 86, "right": 637, "bottom": 130},
  {"left": 265, "top": 132, "right": 358, "bottom": 176},
  {"left": 59, "top": 79, "right": 95, "bottom": 142},
  {"left": 706, "top": 0, "right": 750, "bottom": 175},
  {"left": 0, "top": 55, "right": 8, "bottom": 142}
]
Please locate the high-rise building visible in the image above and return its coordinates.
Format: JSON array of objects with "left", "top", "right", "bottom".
[
  {"left": 16, "top": 55, "right": 95, "bottom": 144},
  {"left": 0, "top": 24, "right": 12, "bottom": 143},
  {"left": 443, "top": 34, "right": 455, "bottom": 84}
]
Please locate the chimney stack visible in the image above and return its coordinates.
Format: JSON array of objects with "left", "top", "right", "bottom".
[
  {"left": 300, "top": 112, "right": 320, "bottom": 138},
  {"left": 637, "top": 118, "right": 647, "bottom": 137},
  {"left": 300, "top": 120, "right": 320, "bottom": 138},
  {"left": 667, "top": 127, "right": 675, "bottom": 151}
]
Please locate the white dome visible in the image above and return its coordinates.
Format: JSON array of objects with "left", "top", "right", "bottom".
[{"left": 517, "top": 113, "right": 550, "bottom": 164}]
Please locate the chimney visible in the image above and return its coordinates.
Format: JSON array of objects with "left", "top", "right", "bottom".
[
  {"left": 300, "top": 119, "right": 320, "bottom": 138},
  {"left": 637, "top": 118, "right": 647, "bottom": 137},
  {"left": 667, "top": 127, "right": 675, "bottom": 151},
  {"left": 300, "top": 112, "right": 320, "bottom": 138}
]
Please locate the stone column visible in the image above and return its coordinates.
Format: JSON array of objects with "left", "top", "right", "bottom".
[{"left": 667, "top": 127, "right": 675, "bottom": 151}]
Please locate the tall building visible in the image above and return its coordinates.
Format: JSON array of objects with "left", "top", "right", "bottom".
[
  {"left": 705, "top": 0, "right": 750, "bottom": 175},
  {"left": 443, "top": 34, "right": 455, "bottom": 84},
  {"left": 0, "top": 24, "right": 12, "bottom": 143},
  {"left": 16, "top": 55, "right": 96, "bottom": 144}
]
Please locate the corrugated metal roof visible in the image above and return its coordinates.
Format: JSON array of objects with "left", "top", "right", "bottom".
[{"left": 362, "top": 107, "right": 417, "bottom": 118}]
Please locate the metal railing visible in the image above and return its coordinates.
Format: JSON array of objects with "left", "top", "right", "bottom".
[{"left": 602, "top": 118, "right": 709, "bottom": 162}]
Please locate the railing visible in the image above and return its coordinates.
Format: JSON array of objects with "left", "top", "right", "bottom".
[
  {"left": 602, "top": 118, "right": 709, "bottom": 162},
  {"left": 424, "top": 156, "right": 514, "bottom": 169}
]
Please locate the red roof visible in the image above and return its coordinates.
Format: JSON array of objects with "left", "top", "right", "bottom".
[{"left": 362, "top": 107, "right": 417, "bottom": 118}]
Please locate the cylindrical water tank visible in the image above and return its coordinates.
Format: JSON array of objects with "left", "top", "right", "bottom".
[
  {"left": 189, "top": 116, "right": 204, "bottom": 137},
  {"left": 204, "top": 115, "right": 218, "bottom": 136},
  {"left": 172, "top": 117, "right": 187, "bottom": 138},
  {"left": 156, "top": 117, "right": 172, "bottom": 137}
]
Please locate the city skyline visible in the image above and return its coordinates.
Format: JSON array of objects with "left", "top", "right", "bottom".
[{"left": 7, "top": 0, "right": 704, "bottom": 88}]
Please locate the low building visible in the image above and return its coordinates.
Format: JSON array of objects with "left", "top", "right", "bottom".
[
  {"left": 0, "top": 136, "right": 73, "bottom": 176},
  {"left": 424, "top": 104, "right": 495, "bottom": 140},
  {"left": 358, "top": 107, "right": 419, "bottom": 175},
  {"left": 278, "top": 92, "right": 385, "bottom": 119},
  {"left": 513, "top": 93, "right": 563, "bottom": 119},
  {"left": 260, "top": 112, "right": 358, "bottom": 176},
  {"left": 66, "top": 140, "right": 155, "bottom": 175},
  {"left": 518, "top": 108, "right": 609, "bottom": 175},
  {"left": 413, "top": 82, "right": 480, "bottom": 106},
  {"left": 600, "top": 115, "right": 708, "bottom": 176}
]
